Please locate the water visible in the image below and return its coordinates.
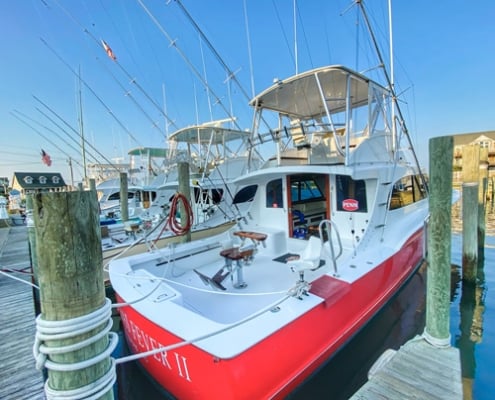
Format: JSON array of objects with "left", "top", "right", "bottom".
[
  {"left": 115, "top": 204, "right": 495, "bottom": 399},
  {"left": 450, "top": 238, "right": 495, "bottom": 400}
]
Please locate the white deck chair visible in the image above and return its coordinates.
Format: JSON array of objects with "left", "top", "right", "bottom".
[{"left": 289, "top": 236, "right": 323, "bottom": 273}]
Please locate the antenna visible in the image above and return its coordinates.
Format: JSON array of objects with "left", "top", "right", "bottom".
[
  {"left": 388, "top": 0, "right": 396, "bottom": 144},
  {"left": 293, "top": 0, "right": 298, "bottom": 74}
]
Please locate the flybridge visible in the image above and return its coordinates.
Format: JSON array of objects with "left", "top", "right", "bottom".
[{"left": 248, "top": 65, "right": 399, "bottom": 168}]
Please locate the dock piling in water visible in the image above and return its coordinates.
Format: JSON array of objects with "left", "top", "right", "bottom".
[
  {"left": 425, "top": 135, "right": 453, "bottom": 345},
  {"left": 462, "top": 144, "right": 480, "bottom": 283},
  {"left": 350, "top": 135, "right": 462, "bottom": 399},
  {"left": 119, "top": 172, "right": 129, "bottom": 222},
  {"left": 178, "top": 161, "right": 192, "bottom": 242},
  {"left": 32, "top": 190, "right": 115, "bottom": 399}
]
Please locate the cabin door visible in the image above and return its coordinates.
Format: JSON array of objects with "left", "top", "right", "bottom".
[{"left": 286, "top": 174, "right": 330, "bottom": 239}]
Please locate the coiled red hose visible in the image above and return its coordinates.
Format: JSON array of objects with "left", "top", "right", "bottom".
[{"left": 154, "top": 192, "right": 194, "bottom": 243}]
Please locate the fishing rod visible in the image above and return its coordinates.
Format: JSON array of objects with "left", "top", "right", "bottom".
[
  {"left": 174, "top": 0, "right": 253, "bottom": 104},
  {"left": 173, "top": 1, "right": 278, "bottom": 123},
  {"left": 14, "top": 108, "right": 97, "bottom": 165},
  {"left": 48, "top": 0, "right": 178, "bottom": 135},
  {"left": 136, "top": 0, "right": 243, "bottom": 132},
  {"left": 94, "top": 58, "right": 174, "bottom": 175},
  {"left": 97, "top": 57, "right": 164, "bottom": 136},
  {"left": 40, "top": 37, "right": 144, "bottom": 149},
  {"left": 33, "top": 106, "right": 103, "bottom": 166},
  {"left": 356, "top": 0, "right": 428, "bottom": 192},
  {"left": 10, "top": 110, "right": 85, "bottom": 172},
  {"left": 33, "top": 95, "right": 123, "bottom": 171}
]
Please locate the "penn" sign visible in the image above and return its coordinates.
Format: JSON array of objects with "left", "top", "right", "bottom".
[{"left": 342, "top": 199, "right": 359, "bottom": 211}]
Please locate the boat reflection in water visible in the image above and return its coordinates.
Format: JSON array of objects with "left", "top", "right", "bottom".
[
  {"left": 450, "top": 234, "right": 488, "bottom": 400},
  {"left": 451, "top": 180, "right": 493, "bottom": 400}
]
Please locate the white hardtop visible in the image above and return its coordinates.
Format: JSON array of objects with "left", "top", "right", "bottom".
[
  {"left": 169, "top": 123, "right": 249, "bottom": 145},
  {"left": 249, "top": 65, "right": 387, "bottom": 118}
]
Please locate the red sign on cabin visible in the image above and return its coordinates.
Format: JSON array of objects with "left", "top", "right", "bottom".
[{"left": 342, "top": 199, "right": 359, "bottom": 211}]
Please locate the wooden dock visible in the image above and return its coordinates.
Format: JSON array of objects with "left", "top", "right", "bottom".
[
  {"left": 350, "top": 336, "right": 462, "bottom": 399},
  {"left": 0, "top": 226, "right": 45, "bottom": 399}
]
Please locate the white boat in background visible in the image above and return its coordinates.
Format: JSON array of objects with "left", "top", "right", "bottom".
[
  {"left": 109, "top": 60, "right": 429, "bottom": 398},
  {"left": 97, "top": 146, "right": 172, "bottom": 220},
  {"left": 101, "top": 122, "right": 260, "bottom": 263}
]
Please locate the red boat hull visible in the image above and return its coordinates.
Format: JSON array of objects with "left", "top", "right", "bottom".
[{"left": 117, "top": 229, "right": 424, "bottom": 399}]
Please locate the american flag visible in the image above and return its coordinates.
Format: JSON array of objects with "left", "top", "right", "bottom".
[
  {"left": 101, "top": 39, "right": 116, "bottom": 61},
  {"left": 41, "top": 149, "right": 52, "bottom": 167}
]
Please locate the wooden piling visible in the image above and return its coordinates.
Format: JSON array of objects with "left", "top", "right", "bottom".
[
  {"left": 178, "top": 162, "right": 192, "bottom": 243},
  {"left": 462, "top": 183, "right": 478, "bottom": 283},
  {"left": 478, "top": 148, "right": 488, "bottom": 249},
  {"left": 119, "top": 172, "right": 129, "bottom": 222},
  {"left": 26, "top": 194, "right": 41, "bottom": 316},
  {"left": 462, "top": 144, "right": 479, "bottom": 283},
  {"left": 425, "top": 136, "right": 453, "bottom": 344},
  {"left": 32, "top": 191, "right": 113, "bottom": 399}
]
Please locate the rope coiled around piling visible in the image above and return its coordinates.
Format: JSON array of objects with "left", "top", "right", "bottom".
[{"left": 33, "top": 298, "right": 117, "bottom": 400}]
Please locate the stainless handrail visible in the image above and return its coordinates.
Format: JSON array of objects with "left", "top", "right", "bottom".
[{"left": 319, "top": 219, "right": 343, "bottom": 276}]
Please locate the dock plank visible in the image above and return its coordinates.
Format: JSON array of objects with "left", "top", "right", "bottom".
[
  {"left": 350, "top": 337, "right": 462, "bottom": 399},
  {"left": 0, "top": 226, "right": 45, "bottom": 400}
]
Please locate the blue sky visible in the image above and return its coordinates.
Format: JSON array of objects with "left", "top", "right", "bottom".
[{"left": 1, "top": 0, "right": 494, "bottom": 185}]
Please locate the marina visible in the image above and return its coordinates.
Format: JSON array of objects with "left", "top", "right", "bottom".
[
  {"left": 1, "top": 143, "right": 493, "bottom": 398},
  {"left": 0, "top": 1, "right": 493, "bottom": 399},
  {"left": 1, "top": 222, "right": 485, "bottom": 399}
]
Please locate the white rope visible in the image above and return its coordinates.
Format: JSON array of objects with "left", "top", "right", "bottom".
[
  {"left": 43, "top": 359, "right": 116, "bottom": 400},
  {"left": 111, "top": 246, "right": 175, "bottom": 309},
  {"left": 422, "top": 329, "right": 451, "bottom": 348},
  {"left": 0, "top": 269, "right": 39, "bottom": 289},
  {"left": 33, "top": 298, "right": 118, "bottom": 400}
]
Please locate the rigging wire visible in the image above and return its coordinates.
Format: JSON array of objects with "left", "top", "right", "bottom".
[
  {"left": 137, "top": 0, "right": 242, "bottom": 132},
  {"left": 11, "top": 109, "right": 92, "bottom": 165},
  {"left": 173, "top": 0, "right": 252, "bottom": 105},
  {"left": 95, "top": 55, "right": 166, "bottom": 141},
  {"left": 355, "top": 1, "right": 428, "bottom": 191},
  {"left": 294, "top": 0, "right": 314, "bottom": 70},
  {"left": 32, "top": 94, "right": 122, "bottom": 170},
  {"left": 199, "top": 36, "right": 214, "bottom": 121},
  {"left": 40, "top": 38, "right": 144, "bottom": 149},
  {"left": 271, "top": 0, "right": 296, "bottom": 73},
  {"left": 34, "top": 106, "right": 100, "bottom": 165},
  {"left": 48, "top": 0, "right": 178, "bottom": 133},
  {"left": 10, "top": 110, "right": 85, "bottom": 171},
  {"left": 242, "top": 0, "right": 255, "bottom": 99}
]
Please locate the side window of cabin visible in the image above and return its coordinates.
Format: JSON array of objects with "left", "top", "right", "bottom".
[
  {"left": 389, "top": 174, "right": 427, "bottom": 210},
  {"left": 336, "top": 175, "right": 367, "bottom": 212},
  {"left": 211, "top": 188, "right": 223, "bottom": 204},
  {"left": 233, "top": 185, "right": 257, "bottom": 204},
  {"left": 266, "top": 179, "right": 283, "bottom": 208}
]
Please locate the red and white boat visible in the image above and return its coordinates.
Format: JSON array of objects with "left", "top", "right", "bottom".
[{"left": 109, "top": 62, "right": 429, "bottom": 398}]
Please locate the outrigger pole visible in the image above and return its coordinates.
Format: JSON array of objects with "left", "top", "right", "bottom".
[{"left": 356, "top": 0, "right": 429, "bottom": 192}]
